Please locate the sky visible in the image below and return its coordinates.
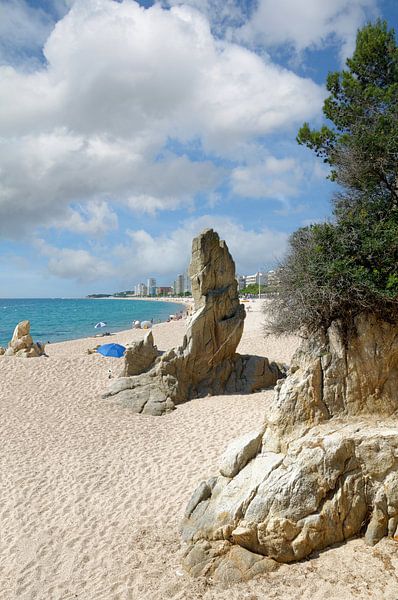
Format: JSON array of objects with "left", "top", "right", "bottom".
[{"left": 0, "top": 0, "right": 397, "bottom": 297}]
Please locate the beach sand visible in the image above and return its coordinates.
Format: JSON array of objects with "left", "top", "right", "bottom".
[{"left": 1, "top": 300, "right": 397, "bottom": 599}]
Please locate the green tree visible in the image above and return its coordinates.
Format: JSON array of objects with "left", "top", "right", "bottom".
[
  {"left": 270, "top": 21, "right": 398, "bottom": 336},
  {"left": 241, "top": 284, "right": 266, "bottom": 295},
  {"left": 297, "top": 20, "right": 398, "bottom": 203}
]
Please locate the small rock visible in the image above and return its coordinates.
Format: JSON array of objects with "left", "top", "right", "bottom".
[{"left": 5, "top": 320, "right": 46, "bottom": 358}]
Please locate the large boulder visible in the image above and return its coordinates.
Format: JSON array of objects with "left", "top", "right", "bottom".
[
  {"left": 6, "top": 321, "right": 46, "bottom": 358},
  {"left": 181, "top": 313, "right": 398, "bottom": 579},
  {"left": 104, "top": 229, "right": 284, "bottom": 415}
]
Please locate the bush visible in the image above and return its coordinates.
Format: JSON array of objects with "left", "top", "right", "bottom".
[{"left": 269, "top": 196, "right": 398, "bottom": 335}]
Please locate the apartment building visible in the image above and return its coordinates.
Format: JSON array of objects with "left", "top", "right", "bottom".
[
  {"left": 147, "top": 278, "right": 157, "bottom": 296},
  {"left": 244, "top": 272, "right": 267, "bottom": 286}
]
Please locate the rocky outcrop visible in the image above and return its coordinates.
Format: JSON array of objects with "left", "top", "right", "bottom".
[
  {"left": 122, "top": 331, "right": 158, "bottom": 376},
  {"left": 3, "top": 320, "right": 46, "bottom": 358},
  {"left": 265, "top": 314, "right": 398, "bottom": 450},
  {"left": 181, "top": 313, "right": 398, "bottom": 580},
  {"left": 104, "top": 229, "right": 284, "bottom": 415}
]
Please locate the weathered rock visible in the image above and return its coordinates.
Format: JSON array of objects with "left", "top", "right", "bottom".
[
  {"left": 184, "top": 479, "right": 217, "bottom": 520},
  {"left": 122, "top": 331, "right": 158, "bottom": 376},
  {"left": 11, "top": 334, "right": 33, "bottom": 353},
  {"left": 0, "top": 347, "right": 5, "bottom": 356},
  {"left": 5, "top": 320, "right": 46, "bottom": 358},
  {"left": 11, "top": 320, "right": 30, "bottom": 340},
  {"left": 181, "top": 313, "right": 398, "bottom": 578},
  {"left": 264, "top": 313, "right": 398, "bottom": 451},
  {"left": 182, "top": 539, "right": 278, "bottom": 583},
  {"left": 219, "top": 429, "right": 263, "bottom": 478},
  {"left": 104, "top": 229, "right": 284, "bottom": 415}
]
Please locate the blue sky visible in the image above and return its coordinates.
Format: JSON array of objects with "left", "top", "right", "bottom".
[{"left": 0, "top": 0, "right": 397, "bottom": 297}]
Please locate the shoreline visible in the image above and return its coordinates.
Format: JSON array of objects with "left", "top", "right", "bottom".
[
  {"left": 0, "top": 297, "right": 188, "bottom": 349},
  {"left": 35, "top": 298, "right": 269, "bottom": 357},
  {"left": 46, "top": 312, "right": 188, "bottom": 355},
  {"left": 91, "top": 295, "right": 192, "bottom": 304},
  {"left": 45, "top": 297, "right": 262, "bottom": 353}
]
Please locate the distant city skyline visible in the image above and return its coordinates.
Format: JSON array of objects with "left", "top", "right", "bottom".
[{"left": 130, "top": 268, "right": 277, "bottom": 297}]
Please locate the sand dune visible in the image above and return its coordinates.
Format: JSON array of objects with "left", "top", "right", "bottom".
[{"left": 1, "top": 300, "right": 397, "bottom": 599}]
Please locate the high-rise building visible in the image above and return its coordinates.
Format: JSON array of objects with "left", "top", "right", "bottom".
[
  {"left": 175, "top": 274, "right": 185, "bottom": 295},
  {"left": 135, "top": 283, "right": 147, "bottom": 296},
  {"left": 184, "top": 270, "right": 192, "bottom": 294},
  {"left": 147, "top": 278, "right": 156, "bottom": 296}
]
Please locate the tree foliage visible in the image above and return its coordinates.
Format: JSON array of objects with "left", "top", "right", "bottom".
[
  {"left": 270, "top": 20, "right": 398, "bottom": 336},
  {"left": 241, "top": 284, "right": 266, "bottom": 295},
  {"left": 297, "top": 20, "right": 398, "bottom": 202}
]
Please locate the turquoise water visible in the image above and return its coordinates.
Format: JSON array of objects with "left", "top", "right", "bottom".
[{"left": 0, "top": 298, "right": 184, "bottom": 347}]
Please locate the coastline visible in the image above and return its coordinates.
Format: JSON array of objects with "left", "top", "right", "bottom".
[
  {"left": 0, "top": 297, "right": 188, "bottom": 348},
  {"left": 43, "top": 297, "right": 257, "bottom": 356},
  {"left": 45, "top": 310, "right": 189, "bottom": 357},
  {"left": 90, "top": 295, "right": 192, "bottom": 308},
  {"left": 92, "top": 295, "right": 192, "bottom": 303}
]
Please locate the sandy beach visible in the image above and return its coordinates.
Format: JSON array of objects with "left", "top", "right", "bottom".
[{"left": 1, "top": 299, "right": 397, "bottom": 600}]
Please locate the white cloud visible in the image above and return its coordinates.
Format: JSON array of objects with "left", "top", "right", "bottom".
[
  {"left": 57, "top": 200, "right": 119, "bottom": 236},
  {"left": 236, "top": 0, "right": 378, "bottom": 61},
  {"left": 36, "top": 239, "right": 113, "bottom": 282},
  {"left": 126, "top": 194, "right": 193, "bottom": 215},
  {"left": 0, "top": 0, "right": 75, "bottom": 66},
  {"left": 115, "top": 215, "right": 289, "bottom": 279},
  {"left": 0, "top": 0, "right": 324, "bottom": 238},
  {"left": 0, "top": 130, "right": 220, "bottom": 235},
  {"left": 31, "top": 216, "right": 288, "bottom": 285},
  {"left": 231, "top": 156, "right": 304, "bottom": 200},
  {"left": 1, "top": 0, "right": 324, "bottom": 142},
  {"left": 0, "top": 0, "right": 53, "bottom": 66}
]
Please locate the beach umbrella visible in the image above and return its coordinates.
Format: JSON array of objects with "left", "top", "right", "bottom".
[
  {"left": 97, "top": 343, "right": 126, "bottom": 358},
  {"left": 94, "top": 321, "right": 107, "bottom": 329}
]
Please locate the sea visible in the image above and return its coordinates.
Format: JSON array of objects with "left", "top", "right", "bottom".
[{"left": 0, "top": 298, "right": 185, "bottom": 348}]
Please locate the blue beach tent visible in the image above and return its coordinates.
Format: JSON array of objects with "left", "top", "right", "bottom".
[{"left": 97, "top": 343, "right": 126, "bottom": 358}]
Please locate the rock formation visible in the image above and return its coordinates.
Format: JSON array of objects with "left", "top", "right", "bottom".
[
  {"left": 181, "top": 313, "right": 398, "bottom": 583},
  {"left": 3, "top": 320, "right": 46, "bottom": 358},
  {"left": 122, "top": 331, "right": 158, "bottom": 376},
  {"left": 103, "top": 229, "right": 284, "bottom": 416}
]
